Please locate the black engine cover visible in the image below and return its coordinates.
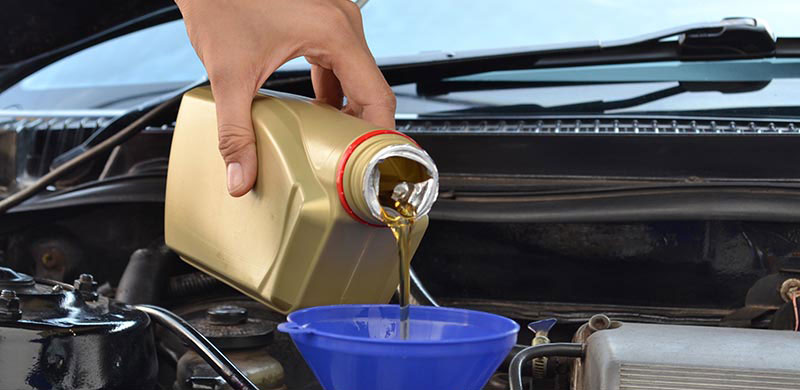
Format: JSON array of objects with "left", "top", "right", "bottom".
[{"left": 0, "top": 267, "right": 156, "bottom": 390}]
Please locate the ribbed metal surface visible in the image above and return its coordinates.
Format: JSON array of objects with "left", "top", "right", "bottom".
[
  {"left": 396, "top": 118, "right": 800, "bottom": 135},
  {"left": 0, "top": 115, "right": 112, "bottom": 132},
  {"left": 1, "top": 115, "right": 112, "bottom": 177},
  {"left": 619, "top": 363, "right": 800, "bottom": 390}
]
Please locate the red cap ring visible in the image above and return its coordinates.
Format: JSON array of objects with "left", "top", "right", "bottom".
[{"left": 335, "top": 129, "right": 418, "bottom": 227}]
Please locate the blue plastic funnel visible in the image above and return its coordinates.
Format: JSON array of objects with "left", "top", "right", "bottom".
[{"left": 278, "top": 304, "right": 519, "bottom": 390}]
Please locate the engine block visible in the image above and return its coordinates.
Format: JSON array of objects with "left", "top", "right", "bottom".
[{"left": 581, "top": 322, "right": 800, "bottom": 390}]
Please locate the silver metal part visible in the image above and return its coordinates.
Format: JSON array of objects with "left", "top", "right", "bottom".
[
  {"left": 531, "top": 336, "right": 550, "bottom": 378},
  {"left": 780, "top": 278, "right": 800, "bottom": 302},
  {"left": 135, "top": 304, "right": 259, "bottom": 390},
  {"left": 362, "top": 144, "right": 439, "bottom": 220},
  {"left": 395, "top": 118, "right": 800, "bottom": 135},
  {"left": 571, "top": 314, "right": 622, "bottom": 389},
  {"left": 391, "top": 182, "right": 413, "bottom": 204},
  {"left": 528, "top": 319, "right": 557, "bottom": 379},
  {"left": 580, "top": 322, "right": 800, "bottom": 390},
  {"left": 0, "top": 289, "right": 21, "bottom": 320},
  {"left": 178, "top": 349, "right": 284, "bottom": 390}
]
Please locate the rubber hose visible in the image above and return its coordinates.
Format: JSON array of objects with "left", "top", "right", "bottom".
[
  {"left": 509, "top": 343, "right": 584, "bottom": 390},
  {"left": 499, "top": 344, "right": 530, "bottom": 374},
  {"left": 135, "top": 304, "right": 259, "bottom": 390},
  {"left": 168, "top": 272, "right": 221, "bottom": 296},
  {"left": 0, "top": 95, "right": 180, "bottom": 215}
]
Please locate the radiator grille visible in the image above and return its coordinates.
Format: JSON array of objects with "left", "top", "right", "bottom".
[
  {"left": 619, "top": 363, "right": 800, "bottom": 390},
  {"left": 396, "top": 118, "right": 800, "bottom": 135},
  {"left": 1, "top": 115, "right": 113, "bottom": 178}
]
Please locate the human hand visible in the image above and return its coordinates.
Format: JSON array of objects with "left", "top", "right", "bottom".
[{"left": 175, "top": 0, "right": 396, "bottom": 196}]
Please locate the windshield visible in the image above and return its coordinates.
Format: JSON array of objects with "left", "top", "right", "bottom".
[
  {"left": 20, "top": 21, "right": 205, "bottom": 91},
  {"left": 0, "top": 20, "right": 204, "bottom": 111},
  {"left": 1, "top": 0, "right": 799, "bottom": 111},
  {"left": 363, "top": 0, "right": 800, "bottom": 57}
]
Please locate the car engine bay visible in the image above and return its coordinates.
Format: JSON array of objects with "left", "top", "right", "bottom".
[
  {"left": 1, "top": 10, "right": 800, "bottom": 388},
  {"left": 3, "top": 98, "right": 800, "bottom": 390}
]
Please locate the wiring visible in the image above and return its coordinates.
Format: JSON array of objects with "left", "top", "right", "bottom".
[{"left": 509, "top": 343, "right": 584, "bottom": 390}]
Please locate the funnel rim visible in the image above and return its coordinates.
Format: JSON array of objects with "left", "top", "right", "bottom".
[{"left": 282, "top": 304, "right": 520, "bottom": 345}]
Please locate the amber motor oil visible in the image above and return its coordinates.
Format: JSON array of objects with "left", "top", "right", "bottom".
[{"left": 164, "top": 87, "right": 438, "bottom": 314}]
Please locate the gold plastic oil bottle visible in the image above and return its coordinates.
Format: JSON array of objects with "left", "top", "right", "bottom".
[{"left": 164, "top": 87, "right": 438, "bottom": 314}]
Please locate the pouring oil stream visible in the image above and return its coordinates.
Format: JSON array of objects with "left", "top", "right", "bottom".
[{"left": 380, "top": 182, "right": 418, "bottom": 340}]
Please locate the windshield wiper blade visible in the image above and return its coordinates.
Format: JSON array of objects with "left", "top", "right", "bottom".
[{"left": 426, "top": 81, "right": 771, "bottom": 116}]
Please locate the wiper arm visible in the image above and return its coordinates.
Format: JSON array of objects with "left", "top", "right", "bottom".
[
  {"left": 601, "top": 17, "right": 774, "bottom": 54},
  {"left": 411, "top": 17, "right": 779, "bottom": 94},
  {"left": 268, "top": 17, "right": 798, "bottom": 96}
]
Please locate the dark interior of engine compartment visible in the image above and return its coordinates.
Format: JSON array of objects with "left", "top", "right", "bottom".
[{"left": 3, "top": 109, "right": 800, "bottom": 389}]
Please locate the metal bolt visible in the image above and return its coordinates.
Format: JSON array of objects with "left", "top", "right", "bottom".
[
  {"left": 588, "top": 314, "right": 612, "bottom": 332},
  {"left": 207, "top": 305, "right": 248, "bottom": 325},
  {"left": 0, "top": 289, "right": 22, "bottom": 321},
  {"left": 780, "top": 278, "right": 800, "bottom": 302},
  {"left": 74, "top": 274, "right": 98, "bottom": 301}
]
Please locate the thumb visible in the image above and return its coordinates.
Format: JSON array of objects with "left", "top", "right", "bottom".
[{"left": 210, "top": 76, "right": 258, "bottom": 197}]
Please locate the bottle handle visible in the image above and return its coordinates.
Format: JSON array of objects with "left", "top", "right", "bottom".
[{"left": 278, "top": 322, "right": 313, "bottom": 335}]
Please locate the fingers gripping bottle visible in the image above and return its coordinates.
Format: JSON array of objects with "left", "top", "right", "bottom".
[{"left": 164, "top": 87, "right": 438, "bottom": 314}]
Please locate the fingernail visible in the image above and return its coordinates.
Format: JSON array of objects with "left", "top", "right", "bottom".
[{"left": 227, "top": 162, "right": 243, "bottom": 194}]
